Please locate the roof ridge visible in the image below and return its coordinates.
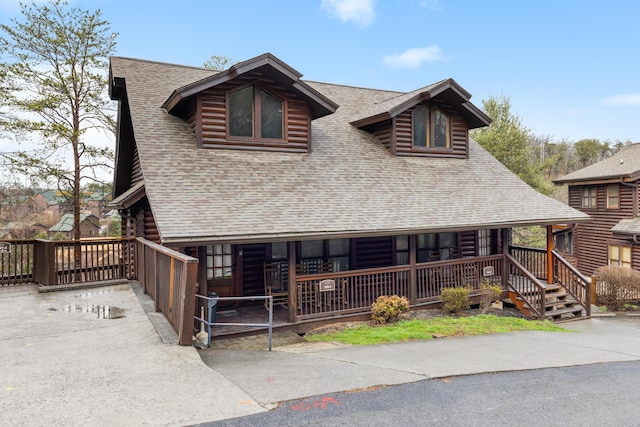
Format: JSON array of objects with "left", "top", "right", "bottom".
[{"left": 110, "top": 56, "right": 217, "bottom": 72}]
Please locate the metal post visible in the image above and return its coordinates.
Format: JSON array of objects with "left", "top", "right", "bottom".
[{"left": 268, "top": 296, "right": 273, "bottom": 351}]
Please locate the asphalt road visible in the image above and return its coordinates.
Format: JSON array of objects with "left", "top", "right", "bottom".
[{"left": 198, "top": 360, "right": 640, "bottom": 427}]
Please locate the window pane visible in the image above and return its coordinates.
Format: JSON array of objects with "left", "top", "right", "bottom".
[
  {"left": 214, "top": 244, "right": 222, "bottom": 255},
  {"left": 329, "top": 238, "right": 349, "bottom": 256},
  {"left": 396, "top": 235, "right": 408, "bottom": 251},
  {"left": 214, "top": 257, "right": 222, "bottom": 268},
  {"left": 301, "top": 240, "right": 324, "bottom": 259},
  {"left": 260, "top": 90, "right": 283, "bottom": 139},
  {"left": 621, "top": 246, "right": 631, "bottom": 263},
  {"left": 418, "top": 233, "right": 437, "bottom": 249},
  {"left": 607, "top": 185, "right": 619, "bottom": 208},
  {"left": 223, "top": 255, "right": 232, "bottom": 266},
  {"left": 271, "top": 242, "right": 287, "bottom": 260},
  {"left": 413, "top": 106, "right": 427, "bottom": 147},
  {"left": 329, "top": 256, "right": 349, "bottom": 272},
  {"left": 433, "top": 109, "right": 448, "bottom": 148},
  {"left": 229, "top": 86, "right": 253, "bottom": 137},
  {"left": 440, "top": 232, "right": 457, "bottom": 248}
]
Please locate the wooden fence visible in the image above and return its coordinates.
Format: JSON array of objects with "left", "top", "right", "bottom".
[
  {"left": 31, "top": 238, "right": 135, "bottom": 286},
  {"left": 135, "top": 238, "right": 198, "bottom": 346},
  {"left": 0, "top": 239, "right": 35, "bottom": 285}
]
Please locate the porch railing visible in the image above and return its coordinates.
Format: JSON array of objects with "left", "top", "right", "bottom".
[
  {"left": 295, "top": 256, "right": 506, "bottom": 321},
  {"left": 416, "top": 255, "right": 504, "bottom": 302},
  {"left": 509, "top": 245, "right": 546, "bottom": 280},
  {"left": 0, "top": 239, "right": 35, "bottom": 285},
  {"left": 552, "top": 250, "right": 591, "bottom": 316},
  {"left": 505, "top": 254, "right": 546, "bottom": 318},
  {"left": 136, "top": 238, "right": 198, "bottom": 346},
  {"left": 296, "top": 265, "right": 411, "bottom": 320},
  {"left": 31, "top": 238, "right": 136, "bottom": 286}
]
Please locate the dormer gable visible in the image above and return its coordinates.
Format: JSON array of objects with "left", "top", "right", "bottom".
[
  {"left": 162, "top": 53, "right": 338, "bottom": 153},
  {"left": 351, "top": 78, "right": 490, "bottom": 158}
]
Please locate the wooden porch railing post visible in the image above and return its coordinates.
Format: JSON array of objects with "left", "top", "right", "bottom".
[
  {"left": 408, "top": 234, "right": 417, "bottom": 304},
  {"left": 287, "top": 241, "right": 297, "bottom": 323},
  {"left": 501, "top": 228, "right": 509, "bottom": 289},
  {"left": 178, "top": 260, "right": 198, "bottom": 346},
  {"left": 546, "top": 225, "right": 554, "bottom": 284},
  {"left": 33, "top": 240, "right": 56, "bottom": 286}
]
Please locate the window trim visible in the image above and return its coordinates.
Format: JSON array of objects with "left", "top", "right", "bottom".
[
  {"left": 608, "top": 243, "right": 631, "bottom": 268},
  {"left": 226, "top": 83, "right": 285, "bottom": 142},
  {"left": 411, "top": 104, "right": 451, "bottom": 151},
  {"left": 606, "top": 184, "right": 620, "bottom": 209},
  {"left": 581, "top": 186, "right": 596, "bottom": 208}
]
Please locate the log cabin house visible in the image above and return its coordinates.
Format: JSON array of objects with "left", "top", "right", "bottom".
[
  {"left": 555, "top": 143, "right": 640, "bottom": 275},
  {"left": 108, "top": 53, "right": 591, "bottom": 335}
]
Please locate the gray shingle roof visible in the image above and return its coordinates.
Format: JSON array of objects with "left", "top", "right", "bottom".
[
  {"left": 554, "top": 143, "right": 640, "bottom": 183},
  {"left": 110, "top": 56, "right": 589, "bottom": 245},
  {"left": 611, "top": 218, "right": 640, "bottom": 236}
]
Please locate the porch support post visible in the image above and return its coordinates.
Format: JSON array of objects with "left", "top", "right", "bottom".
[
  {"left": 546, "top": 225, "right": 554, "bottom": 284},
  {"left": 409, "top": 234, "right": 417, "bottom": 304},
  {"left": 501, "top": 228, "right": 509, "bottom": 289},
  {"left": 287, "top": 241, "right": 297, "bottom": 323}
]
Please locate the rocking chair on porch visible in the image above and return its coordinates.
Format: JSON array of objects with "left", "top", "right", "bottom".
[{"left": 264, "top": 261, "right": 289, "bottom": 308}]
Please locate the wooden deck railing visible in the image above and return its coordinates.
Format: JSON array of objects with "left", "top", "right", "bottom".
[
  {"left": 31, "top": 238, "right": 136, "bottom": 286},
  {"left": 552, "top": 250, "right": 591, "bottom": 316},
  {"left": 416, "top": 255, "right": 504, "bottom": 302},
  {"left": 295, "top": 256, "right": 506, "bottom": 320},
  {"left": 296, "top": 265, "right": 411, "bottom": 320},
  {"left": 505, "top": 254, "right": 546, "bottom": 318},
  {"left": 135, "top": 238, "right": 198, "bottom": 346},
  {"left": 0, "top": 239, "right": 35, "bottom": 285},
  {"left": 510, "top": 245, "right": 547, "bottom": 280}
]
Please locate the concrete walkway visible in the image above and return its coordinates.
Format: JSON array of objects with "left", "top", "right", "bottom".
[
  {"left": 0, "top": 283, "right": 263, "bottom": 426},
  {"left": 199, "top": 314, "right": 640, "bottom": 406},
  {"left": 3, "top": 282, "right": 640, "bottom": 425}
]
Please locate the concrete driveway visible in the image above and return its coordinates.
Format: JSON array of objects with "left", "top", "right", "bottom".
[{"left": 0, "top": 283, "right": 263, "bottom": 426}]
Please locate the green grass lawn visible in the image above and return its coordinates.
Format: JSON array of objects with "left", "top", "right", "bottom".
[{"left": 305, "top": 315, "right": 566, "bottom": 346}]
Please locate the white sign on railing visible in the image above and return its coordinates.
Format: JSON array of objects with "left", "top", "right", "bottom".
[
  {"left": 0, "top": 242, "right": 11, "bottom": 254},
  {"left": 319, "top": 279, "right": 336, "bottom": 292},
  {"left": 483, "top": 266, "right": 495, "bottom": 277}
]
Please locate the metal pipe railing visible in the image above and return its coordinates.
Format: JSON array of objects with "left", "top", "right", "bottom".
[{"left": 194, "top": 295, "right": 274, "bottom": 350}]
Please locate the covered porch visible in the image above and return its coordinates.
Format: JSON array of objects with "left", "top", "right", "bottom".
[{"left": 196, "top": 226, "right": 592, "bottom": 338}]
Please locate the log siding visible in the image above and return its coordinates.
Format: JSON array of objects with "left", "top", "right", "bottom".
[
  {"left": 194, "top": 72, "right": 311, "bottom": 152},
  {"left": 369, "top": 101, "right": 469, "bottom": 158},
  {"left": 569, "top": 183, "right": 637, "bottom": 275}
]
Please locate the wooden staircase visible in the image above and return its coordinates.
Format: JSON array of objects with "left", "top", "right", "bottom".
[{"left": 509, "top": 280, "right": 587, "bottom": 322}]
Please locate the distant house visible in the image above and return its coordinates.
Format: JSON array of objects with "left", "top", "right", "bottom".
[
  {"left": 108, "top": 53, "right": 590, "bottom": 323},
  {"left": 0, "top": 221, "right": 48, "bottom": 240},
  {"left": 555, "top": 143, "right": 640, "bottom": 275},
  {"left": 49, "top": 213, "right": 100, "bottom": 239}
]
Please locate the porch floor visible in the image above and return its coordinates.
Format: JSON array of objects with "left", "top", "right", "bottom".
[{"left": 209, "top": 304, "right": 289, "bottom": 337}]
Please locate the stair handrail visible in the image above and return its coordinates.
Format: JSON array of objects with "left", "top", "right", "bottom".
[
  {"left": 506, "top": 254, "right": 546, "bottom": 319},
  {"left": 552, "top": 250, "right": 591, "bottom": 316}
]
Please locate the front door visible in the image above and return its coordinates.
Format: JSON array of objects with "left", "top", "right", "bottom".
[{"left": 206, "top": 244, "right": 236, "bottom": 297}]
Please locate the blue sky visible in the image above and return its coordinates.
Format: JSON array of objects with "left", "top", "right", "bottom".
[{"left": 1, "top": 0, "right": 640, "bottom": 144}]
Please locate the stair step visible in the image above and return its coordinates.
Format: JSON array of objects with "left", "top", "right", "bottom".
[
  {"left": 545, "top": 298, "right": 578, "bottom": 308},
  {"left": 544, "top": 306, "right": 584, "bottom": 319}
]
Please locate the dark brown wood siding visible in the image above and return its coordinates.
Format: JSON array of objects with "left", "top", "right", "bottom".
[
  {"left": 355, "top": 236, "right": 393, "bottom": 269},
  {"left": 240, "top": 243, "right": 267, "bottom": 296},
  {"left": 196, "top": 72, "right": 311, "bottom": 153},
  {"left": 460, "top": 230, "right": 477, "bottom": 257},
  {"left": 392, "top": 102, "right": 468, "bottom": 159},
  {"left": 569, "top": 183, "right": 637, "bottom": 275}
]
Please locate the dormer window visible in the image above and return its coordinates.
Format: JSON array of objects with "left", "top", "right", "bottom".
[
  {"left": 412, "top": 105, "right": 450, "bottom": 149},
  {"left": 228, "top": 85, "right": 283, "bottom": 139}
]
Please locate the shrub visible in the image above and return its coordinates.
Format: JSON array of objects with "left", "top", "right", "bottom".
[
  {"left": 478, "top": 280, "right": 503, "bottom": 314},
  {"left": 594, "top": 265, "right": 640, "bottom": 310},
  {"left": 371, "top": 295, "right": 409, "bottom": 324},
  {"left": 440, "top": 287, "right": 470, "bottom": 314}
]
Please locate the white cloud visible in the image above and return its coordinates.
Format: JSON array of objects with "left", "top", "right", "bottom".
[
  {"left": 419, "top": 0, "right": 443, "bottom": 11},
  {"left": 321, "top": 0, "right": 375, "bottom": 28},
  {"left": 383, "top": 46, "right": 445, "bottom": 69},
  {"left": 601, "top": 93, "right": 640, "bottom": 106}
]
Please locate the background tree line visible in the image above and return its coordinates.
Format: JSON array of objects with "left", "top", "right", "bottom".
[{"left": 471, "top": 95, "right": 631, "bottom": 201}]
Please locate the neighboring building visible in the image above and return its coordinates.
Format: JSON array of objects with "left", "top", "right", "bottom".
[
  {"left": 109, "top": 53, "right": 589, "bottom": 323},
  {"left": 49, "top": 213, "right": 100, "bottom": 239},
  {"left": 555, "top": 143, "right": 640, "bottom": 275},
  {"left": 0, "top": 221, "right": 48, "bottom": 240}
]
